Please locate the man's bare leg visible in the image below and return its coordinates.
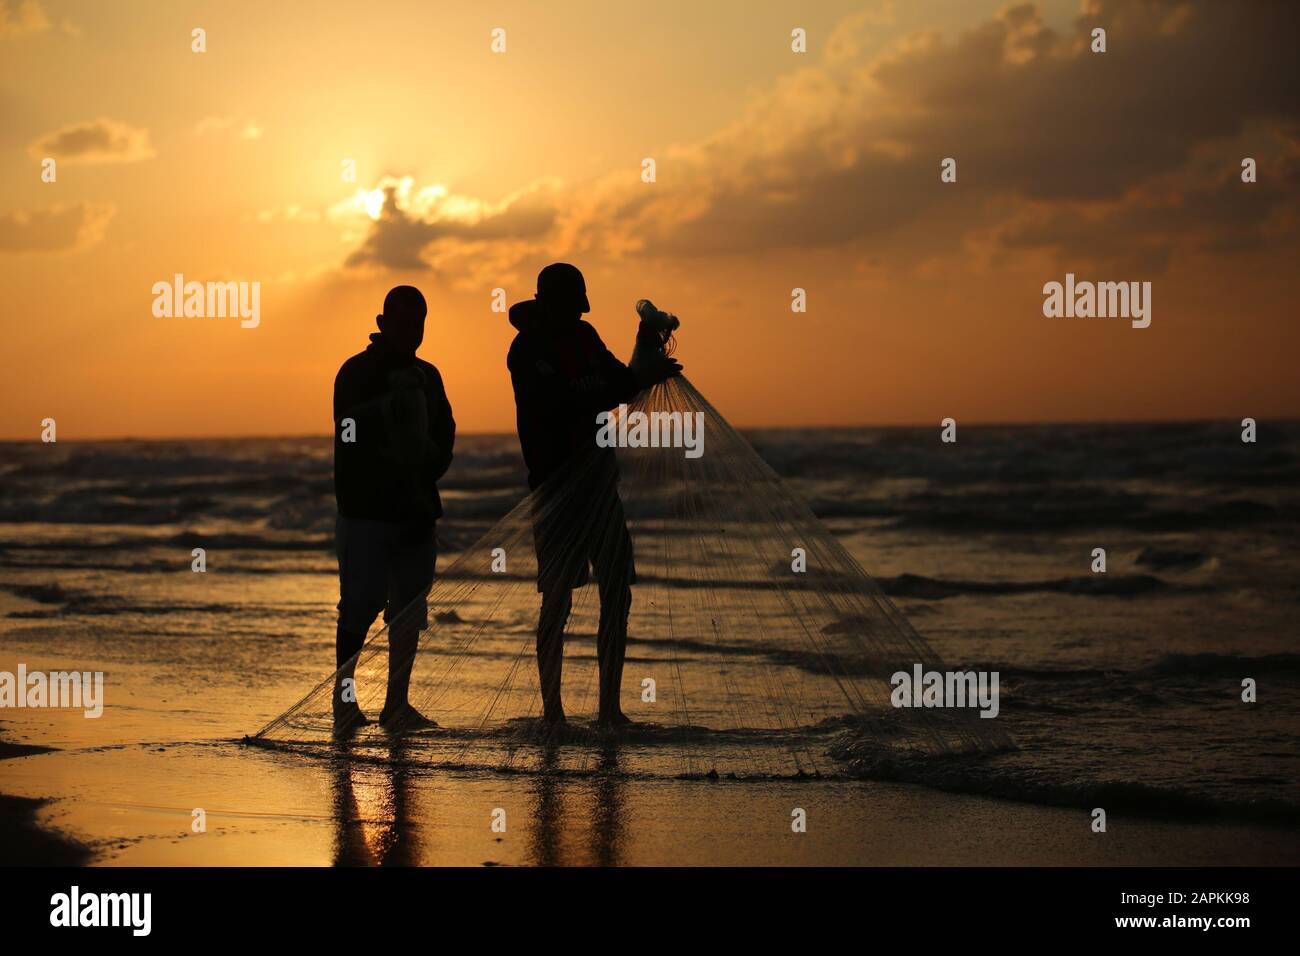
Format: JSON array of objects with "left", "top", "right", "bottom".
[
  {"left": 596, "top": 580, "right": 632, "bottom": 727},
  {"left": 379, "top": 623, "right": 436, "bottom": 730},
  {"left": 334, "top": 625, "right": 369, "bottom": 732},
  {"left": 537, "top": 589, "right": 571, "bottom": 724}
]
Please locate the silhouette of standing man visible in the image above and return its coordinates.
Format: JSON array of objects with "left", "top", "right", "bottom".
[
  {"left": 507, "top": 264, "right": 680, "bottom": 727},
  {"left": 333, "top": 285, "right": 455, "bottom": 731}
]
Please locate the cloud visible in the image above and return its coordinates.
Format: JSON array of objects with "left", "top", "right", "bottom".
[
  {"left": 994, "top": 132, "right": 1300, "bottom": 269},
  {"left": 252, "top": 204, "right": 321, "bottom": 225},
  {"left": 28, "top": 118, "right": 155, "bottom": 165},
  {"left": 341, "top": 0, "right": 1300, "bottom": 279},
  {"left": 0, "top": 0, "right": 48, "bottom": 38},
  {"left": 612, "top": 0, "right": 1300, "bottom": 265},
  {"left": 338, "top": 176, "right": 561, "bottom": 279},
  {"left": 194, "top": 116, "right": 263, "bottom": 140},
  {"left": 0, "top": 202, "right": 116, "bottom": 253}
]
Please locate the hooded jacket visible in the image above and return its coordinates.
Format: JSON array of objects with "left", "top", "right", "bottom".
[
  {"left": 507, "top": 299, "right": 640, "bottom": 490},
  {"left": 333, "top": 332, "right": 455, "bottom": 524}
]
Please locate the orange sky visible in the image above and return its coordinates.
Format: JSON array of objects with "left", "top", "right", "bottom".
[{"left": 1, "top": 0, "right": 1297, "bottom": 439}]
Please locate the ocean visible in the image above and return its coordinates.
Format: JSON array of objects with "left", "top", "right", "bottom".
[{"left": 1, "top": 421, "right": 1297, "bottom": 864}]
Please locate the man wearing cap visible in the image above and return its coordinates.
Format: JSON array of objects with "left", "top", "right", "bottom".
[{"left": 507, "top": 264, "right": 680, "bottom": 727}]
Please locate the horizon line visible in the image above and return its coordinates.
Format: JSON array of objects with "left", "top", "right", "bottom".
[{"left": 3, "top": 415, "right": 1295, "bottom": 443}]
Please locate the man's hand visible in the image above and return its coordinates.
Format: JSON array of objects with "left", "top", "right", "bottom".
[
  {"left": 380, "top": 368, "right": 432, "bottom": 464},
  {"left": 634, "top": 352, "right": 683, "bottom": 389},
  {"left": 420, "top": 436, "right": 443, "bottom": 465},
  {"left": 385, "top": 368, "right": 429, "bottom": 434}
]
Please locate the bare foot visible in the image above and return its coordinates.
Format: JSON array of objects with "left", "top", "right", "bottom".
[
  {"left": 332, "top": 705, "right": 369, "bottom": 736},
  {"left": 597, "top": 710, "right": 633, "bottom": 728},
  {"left": 379, "top": 703, "right": 438, "bottom": 732}
]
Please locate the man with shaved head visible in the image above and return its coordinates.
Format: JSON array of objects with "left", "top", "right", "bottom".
[{"left": 332, "top": 285, "right": 455, "bottom": 732}]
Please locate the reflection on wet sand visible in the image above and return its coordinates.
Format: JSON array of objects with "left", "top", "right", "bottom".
[
  {"left": 589, "top": 742, "right": 627, "bottom": 867},
  {"left": 528, "top": 738, "right": 628, "bottom": 867},
  {"left": 329, "top": 739, "right": 424, "bottom": 867},
  {"left": 327, "top": 734, "right": 628, "bottom": 866}
]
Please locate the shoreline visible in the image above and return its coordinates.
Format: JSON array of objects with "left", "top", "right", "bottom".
[
  {"left": 0, "top": 738, "right": 93, "bottom": 866},
  {"left": 1, "top": 730, "right": 1296, "bottom": 866}
]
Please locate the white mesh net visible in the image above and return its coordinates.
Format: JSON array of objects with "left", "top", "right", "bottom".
[{"left": 250, "top": 376, "right": 1011, "bottom": 778}]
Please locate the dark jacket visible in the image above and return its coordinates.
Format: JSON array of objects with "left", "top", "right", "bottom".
[
  {"left": 333, "top": 333, "right": 455, "bottom": 524},
  {"left": 507, "top": 299, "right": 640, "bottom": 490}
]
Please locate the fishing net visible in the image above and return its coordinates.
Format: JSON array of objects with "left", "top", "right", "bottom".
[{"left": 250, "top": 375, "right": 1010, "bottom": 778}]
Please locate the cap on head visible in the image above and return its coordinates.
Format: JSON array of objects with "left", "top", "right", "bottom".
[
  {"left": 536, "top": 262, "right": 590, "bottom": 315},
  {"left": 377, "top": 285, "right": 427, "bottom": 353}
]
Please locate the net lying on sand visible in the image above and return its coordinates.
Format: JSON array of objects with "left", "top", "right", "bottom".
[{"left": 250, "top": 376, "right": 1010, "bottom": 778}]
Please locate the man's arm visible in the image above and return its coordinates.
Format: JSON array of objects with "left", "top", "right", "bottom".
[
  {"left": 588, "top": 326, "right": 681, "bottom": 405},
  {"left": 423, "top": 367, "right": 455, "bottom": 482},
  {"left": 584, "top": 333, "right": 641, "bottom": 411},
  {"left": 507, "top": 329, "right": 676, "bottom": 420},
  {"left": 333, "top": 361, "right": 391, "bottom": 454},
  {"left": 507, "top": 339, "right": 578, "bottom": 420}
]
